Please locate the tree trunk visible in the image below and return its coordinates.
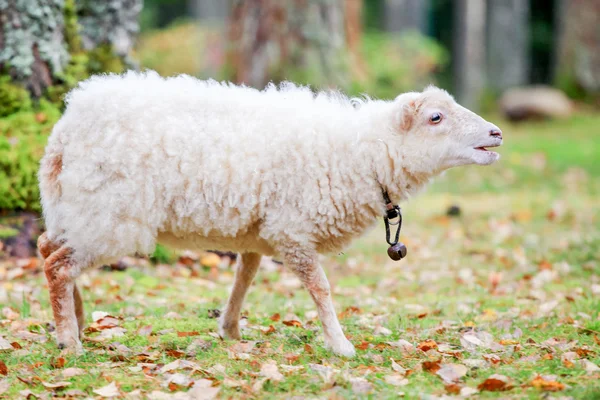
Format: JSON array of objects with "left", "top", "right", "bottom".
[
  {"left": 487, "top": 0, "right": 529, "bottom": 91},
  {"left": 227, "top": 0, "right": 349, "bottom": 89},
  {"left": 189, "top": 0, "right": 229, "bottom": 25},
  {"left": 453, "top": 0, "right": 486, "bottom": 109},
  {"left": 383, "top": 0, "right": 427, "bottom": 33},
  {"left": 78, "top": 0, "right": 143, "bottom": 59},
  {"left": 0, "top": 0, "right": 70, "bottom": 97},
  {"left": 554, "top": 0, "right": 600, "bottom": 96},
  {"left": 0, "top": 0, "right": 142, "bottom": 98}
]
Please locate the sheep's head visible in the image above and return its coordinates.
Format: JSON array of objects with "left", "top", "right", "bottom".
[{"left": 393, "top": 86, "right": 503, "bottom": 171}]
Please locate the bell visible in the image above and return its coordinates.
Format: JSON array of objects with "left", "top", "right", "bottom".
[{"left": 387, "top": 242, "right": 407, "bottom": 261}]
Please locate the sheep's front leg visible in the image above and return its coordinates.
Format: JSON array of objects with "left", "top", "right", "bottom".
[
  {"left": 44, "top": 247, "right": 83, "bottom": 352},
  {"left": 219, "top": 252, "right": 262, "bottom": 340},
  {"left": 284, "top": 251, "right": 356, "bottom": 357}
]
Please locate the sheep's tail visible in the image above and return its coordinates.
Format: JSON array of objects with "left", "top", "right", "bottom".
[{"left": 38, "top": 150, "right": 63, "bottom": 203}]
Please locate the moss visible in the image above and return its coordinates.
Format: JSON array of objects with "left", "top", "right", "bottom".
[
  {"left": 64, "top": 0, "right": 82, "bottom": 53},
  {"left": 0, "top": 227, "right": 19, "bottom": 239},
  {"left": 0, "top": 76, "right": 32, "bottom": 117},
  {"left": 87, "top": 44, "right": 126, "bottom": 74},
  {"left": 0, "top": 100, "right": 61, "bottom": 211}
]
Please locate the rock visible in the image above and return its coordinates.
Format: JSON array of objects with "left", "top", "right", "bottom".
[{"left": 499, "top": 86, "right": 573, "bottom": 121}]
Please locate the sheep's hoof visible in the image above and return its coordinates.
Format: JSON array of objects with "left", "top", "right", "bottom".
[
  {"left": 218, "top": 322, "right": 241, "bottom": 340},
  {"left": 57, "top": 339, "right": 84, "bottom": 355},
  {"left": 326, "top": 338, "right": 356, "bottom": 358}
]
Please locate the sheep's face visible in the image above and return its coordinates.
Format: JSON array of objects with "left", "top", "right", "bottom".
[{"left": 395, "top": 87, "right": 503, "bottom": 171}]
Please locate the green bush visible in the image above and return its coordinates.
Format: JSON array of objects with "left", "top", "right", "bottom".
[
  {"left": 0, "top": 100, "right": 61, "bottom": 211},
  {"left": 350, "top": 31, "right": 449, "bottom": 99},
  {"left": 0, "top": 76, "right": 32, "bottom": 117}
]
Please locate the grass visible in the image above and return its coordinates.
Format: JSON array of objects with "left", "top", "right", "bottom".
[{"left": 0, "top": 114, "right": 599, "bottom": 398}]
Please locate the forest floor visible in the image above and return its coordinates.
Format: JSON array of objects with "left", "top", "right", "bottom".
[{"left": 0, "top": 115, "right": 599, "bottom": 399}]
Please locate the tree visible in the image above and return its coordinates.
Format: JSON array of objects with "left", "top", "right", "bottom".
[
  {"left": 383, "top": 0, "right": 427, "bottom": 34},
  {"left": 554, "top": 0, "right": 600, "bottom": 97},
  {"left": 487, "top": 0, "right": 529, "bottom": 91},
  {"left": 227, "top": 0, "right": 355, "bottom": 89},
  {"left": 453, "top": 0, "right": 486, "bottom": 109},
  {"left": 0, "top": 0, "right": 142, "bottom": 99}
]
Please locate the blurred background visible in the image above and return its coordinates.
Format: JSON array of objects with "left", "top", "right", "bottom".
[{"left": 0, "top": 0, "right": 598, "bottom": 260}]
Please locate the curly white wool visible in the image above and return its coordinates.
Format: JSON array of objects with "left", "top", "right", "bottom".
[{"left": 39, "top": 70, "right": 493, "bottom": 269}]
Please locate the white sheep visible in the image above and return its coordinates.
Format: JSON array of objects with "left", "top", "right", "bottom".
[{"left": 38, "top": 71, "right": 502, "bottom": 356}]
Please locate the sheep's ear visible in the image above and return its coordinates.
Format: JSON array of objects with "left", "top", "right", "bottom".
[{"left": 398, "top": 100, "right": 419, "bottom": 132}]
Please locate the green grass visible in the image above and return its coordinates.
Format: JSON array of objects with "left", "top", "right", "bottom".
[{"left": 1, "top": 114, "right": 599, "bottom": 398}]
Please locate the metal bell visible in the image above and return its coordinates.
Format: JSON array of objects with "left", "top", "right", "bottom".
[{"left": 387, "top": 242, "right": 407, "bottom": 261}]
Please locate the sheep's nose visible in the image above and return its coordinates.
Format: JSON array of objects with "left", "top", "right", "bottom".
[{"left": 489, "top": 129, "right": 502, "bottom": 139}]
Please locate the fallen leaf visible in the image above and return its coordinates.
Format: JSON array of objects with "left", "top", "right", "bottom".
[
  {"left": 436, "top": 363, "right": 468, "bottom": 383},
  {"left": 165, "top": 349, "right": 186, "bottom": 358},
  {"left": 417, "top": 339, "right": 438, "bottom": 352},
  {"left": 61, "top": 367, "right": 85, "bottom": 378},
  {"left": 93, "top": 382, "right": 120, "bottom": 397},
  {"left": 384, "top": 374, "right": 408, "bottom": 386},
  {"left": 0, "top": 379, "right": 9, "bottom": 395},
  {"left": 531, "top": 375, "right": 565, "bottom": 392},
  {"left": 188, "top": 379, "right": 220, "bottom": 400},
  {"left": 41, "top": 381, "right": 71, "bottom": 389},
  {"left": 138, "top": 325, "right": 153, "bottom": 336},
  {"left": 260, "top": 360, "right": 284, "bottom": 382},
  {"left": 0, "top": 337, "right": 12, "bottom": 350},
  {"left": 422, "top": 360, "right": 441, "bottom": 373},
  {"left": 445, "top": 383, "right": 462, "bottom": 394},
  {"left": 270, "top": 313, "right": 281, "bottom": 321},
  {"left": 177, "top": 331, "right": 199, "bottom": 337},
  {"left": 282, "top": 320, "right": 302, "bottom": 328},
  {"left": 478, "top": 374, "right": 513, "bottom": 392},
  {"left": 50, "top": 357, "right": 66, "bottom": 369},
  {"left": 390, "top": 358, "right": 406, "bottom": 375},
  {"left": 349, "top": 377, "right": 373, "bottom": 394},
  {"left": 0, "top": 361, "right": 6, "bottom": 376}
]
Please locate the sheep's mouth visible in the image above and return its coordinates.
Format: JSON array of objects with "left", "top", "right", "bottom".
[{"left": 473, "top": 143, "right": 500, "bottom": 152}]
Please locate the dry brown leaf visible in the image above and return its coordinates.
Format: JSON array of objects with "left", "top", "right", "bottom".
[
  {"left": 50, "top": 357, "right": 66, "bottom": 369},
  {"left": 477, "top": 374, "right": 513, "bottom": 392},
  {"left": 531, "top": 375, "right": 565, "bottom": 392},
  {"left": 177, "top": 331, "right": 199, "bottom": 337},
  {"left": 165, "top": 349, "right": 186, "bottom": 358},
  {"left": 357, "top": 341, "right": 370, "bottom": 350},
  {"left": 304, "top": 343, "right": 313, "bottom": 354},
  {"left": 282, "top": 320, "right": 302, "bottom": 328},
  {"left": 422, "top": 360, "right": 441, "bottom": 373},
  {"left": 269, "top": 313, "right": 281, "bottom": 322},
  {"left": 445, "top": 383, "right": 462, "bottom": 394},
  {"left": 417, "top": 339, "right": 438, "bottom": 352},
  {"left": 260, "top": 325, "right": 276, "bottom": 335},
  {"left": 93, "top": 381, "right": 120, "bottom": 397},
  {"left": 0, "top": 361, "right": 7, "bottom": 376}
]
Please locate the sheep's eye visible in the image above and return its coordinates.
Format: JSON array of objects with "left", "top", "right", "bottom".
[{"left": 430, "top": 113, "right": 443, "bottom": 124}]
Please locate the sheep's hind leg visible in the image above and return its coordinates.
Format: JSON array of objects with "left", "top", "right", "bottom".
[
  {"left": 43, "top": 246, "right": 83, "bottom": 353},
  {"left": 283, "top": 250, "right": 356, "bottom": 357},
  {"left": 73, "top": 283, "right": 85, "bottom": 338},
  {"left": 219, "top": 252, "right": 262, "bottom": 340}
]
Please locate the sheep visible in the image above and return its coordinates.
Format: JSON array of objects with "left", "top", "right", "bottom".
[{"left": 38, "top": 71, "right": 503, "bottom": 356}]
